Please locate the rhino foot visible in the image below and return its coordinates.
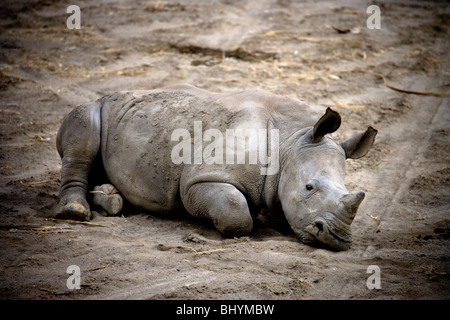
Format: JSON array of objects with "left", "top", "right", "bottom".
[
  {"left": 56, "top": 196, "right": 91, "bottom": 221},
  {"left": 91, "top": 184, "right": 123, "bottom": 216}
]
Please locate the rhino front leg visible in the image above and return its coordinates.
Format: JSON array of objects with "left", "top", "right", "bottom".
[
  {"left": 55, "top": 101, "right": 101, "bottom": 220},
  {"left": 182, "top": 182, "right": 253, "bottom": 237}
]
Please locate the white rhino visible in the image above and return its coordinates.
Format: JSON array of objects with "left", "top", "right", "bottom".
[{"left": 56, "top": 84, "right": 377, "bottom": 251}]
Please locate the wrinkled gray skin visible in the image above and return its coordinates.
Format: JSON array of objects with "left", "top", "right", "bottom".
[{"left": 56, "top": 84, "right": 377, "bottom": 251}]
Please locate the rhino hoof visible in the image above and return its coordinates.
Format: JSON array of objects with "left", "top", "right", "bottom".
[
  {"left": 91, "top": 184, "right": 123, "bottom": 216},
  {"left": 104, "top": 194, "right": 123, "bottom": 215},
  {"left": 56, "top": 199, "right": 91, "bottom": 221}
]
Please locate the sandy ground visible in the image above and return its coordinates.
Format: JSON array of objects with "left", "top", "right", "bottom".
[{"left": 0, "top": 0, "right": 449, "bottom": 300}]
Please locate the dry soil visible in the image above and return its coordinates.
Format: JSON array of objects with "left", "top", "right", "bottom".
[{"left": 0, "top": 0, "right": 449, "bottom": 299}]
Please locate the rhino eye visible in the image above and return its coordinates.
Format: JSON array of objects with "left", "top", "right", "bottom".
[{"left": 305, "top": 184, "right": 314, "bottom": 191}]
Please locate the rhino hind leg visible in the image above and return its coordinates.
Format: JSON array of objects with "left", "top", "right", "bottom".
[
  {"left": 55, "top": 101, "right": 102, "bottom": 220},
  {"left": 91, "top": 184, "right": 123, "bottom": 216},
  {"left": 182, "top": 182, "right": 253, "bottom": 237}
]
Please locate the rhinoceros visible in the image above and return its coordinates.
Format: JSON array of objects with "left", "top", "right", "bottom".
[{"left": 56, "top": 84, "right": 377, "bottom": 251}]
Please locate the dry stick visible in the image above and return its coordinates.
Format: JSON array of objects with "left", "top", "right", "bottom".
[
  {"left": 48, "top": 218, "right": 108, "bottom": 228},
  {"left": 375, "top": 73, "right": 450, "bottom": 97},
  {"left": 0, "top": 224, "right": 53, "bottom": 230},
  {"left": 19, "top": 180, "right": 49, "bottom": 187},
  {"left": 0, "top": 71, "right": 59, "bottom": 96},
  {"left": 0, "top": 224, "right": 73, "bottom": 232},
  {"left": 0, "top": 72, "right": 38, "bottom": 84},
  {"left": 187, "top": 247, "right": 226, "bottom": 255},
  {"left": 87, "top": 265, "right": 108, "bottom": 271}
]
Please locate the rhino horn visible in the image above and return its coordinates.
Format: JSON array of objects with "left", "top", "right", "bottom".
[{"left": 338, "top": 191, "right": 365, "bottom": 224}]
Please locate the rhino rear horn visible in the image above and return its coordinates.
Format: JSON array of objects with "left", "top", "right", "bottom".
[{"left": 312, "top": 107, "right": 341, "bottom": 142}]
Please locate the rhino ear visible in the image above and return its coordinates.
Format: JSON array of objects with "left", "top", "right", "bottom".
[
  {"left": 341, "top": 126, "right": 378, "bottom": 159},
  {"left": 312, "top": 107, "right": 341, "bottom": 142}
]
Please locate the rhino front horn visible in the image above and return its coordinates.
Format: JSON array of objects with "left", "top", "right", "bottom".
[{"left": 339, "top": 191, "right": 365, "bottom": 224}]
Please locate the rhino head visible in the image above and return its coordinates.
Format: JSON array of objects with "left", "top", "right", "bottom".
[{"left": 278, "top": 108, "right": 377, "bottom": 251}]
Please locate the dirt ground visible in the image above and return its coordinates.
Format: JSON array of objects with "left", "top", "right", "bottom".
[{"left": 0, "top": 0, "right": 449, "bottom": 300}]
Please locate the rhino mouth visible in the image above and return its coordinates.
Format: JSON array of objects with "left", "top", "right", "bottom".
[{"left": 304, "top": 216, "right": 353, "bottom": 251}]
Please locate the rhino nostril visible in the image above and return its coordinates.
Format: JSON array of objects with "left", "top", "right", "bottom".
[{"left": 315, "top": 221, "right": 324, "bottom": 232}]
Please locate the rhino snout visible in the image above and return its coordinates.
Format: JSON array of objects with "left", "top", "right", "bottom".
[
  {"left": 309, "top": 191, "right": 365, "bottom": 251},
  {"left": 306, "top": 214, "right": 354, "bottom": 251}
]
